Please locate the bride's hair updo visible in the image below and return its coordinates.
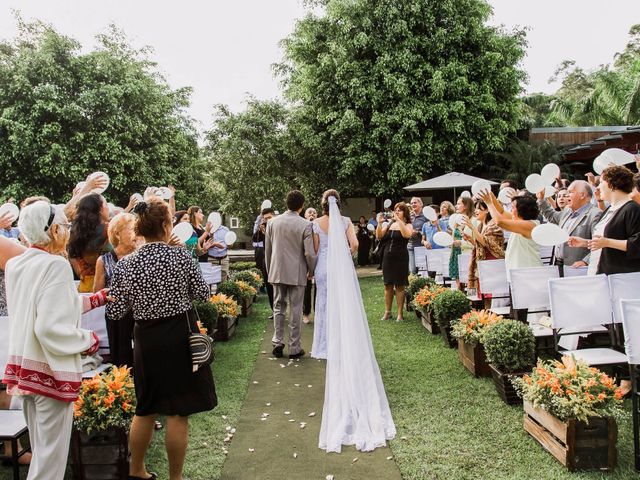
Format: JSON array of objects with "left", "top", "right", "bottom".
[{"left": 321, "top": 189, "right": 341, "bottom": 215}]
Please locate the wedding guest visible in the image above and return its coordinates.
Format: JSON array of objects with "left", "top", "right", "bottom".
[
  {"left": 555, "top": 188, "right": 569, "bottom": 210},
  {"left": 536, "top": 180, "right": 601, "bottom": 268},
  {"left": 356, "top": 215, "right": 372, "bottom": 266},
  {"left": 568, "top": 165, "right": 640, "bottom": 275},
  {"left": 408, "top": 197, "right": 426, "bottom": 274},
  {"left": 376, "top": 202, "right": 413, "bottom": 322},
  {"left": 449, "top": 196, "right": 475, "bottom": 290},
  {"left": 206, "top": 214, "right": 230, "bottom": 282},
  {"left": 480, "top": 190, "right": 541, "bottom": 280},
  {"left": 0, "top": 212, "right": 20, "bottom": 240},
  {"left": 303, "top": 207, "right": 318, "bottom": 324},
  {"left": 631, "top": 172, "right": 640, "bottom": 205},
  {"left": 93, "top": 213, "right": 138, "bottom": 368},
  {"left": 173, "top": 210, "right": 188, "bottom": 226},
  {"left": 107, "top": 198, "right": 216, "bottom": 480},
  {"left": 63, "top": 175, "right": 109, "bottom": 221},
  {"left": 3, "top": 201, "right": 103, "bottom": 479},
  {"left": 463, "top": 200, "right": 505, "bottom": 303},
  {"left": 439, "top": 201, "right": 455, "bottom": 229},
  {"left": 421, "top": 207, "right": 446, "bottom": 250},
  {"left": 253, "top": 208, "right": 275, "bottom": 313},
  {"left": 188, "top": 206, "right": 213, "bottom": 263},
  {"left": 68, "top": 193, "right": 110, "bottom": 293}
]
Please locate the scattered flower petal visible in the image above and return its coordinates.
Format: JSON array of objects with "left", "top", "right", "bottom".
[
  {"left": 308, "top": 412, "right": 316, "bottom": 417},
  {"left": 294, "top": 383, "right": 300, "bottom": 387},
  {"left": 326, "top": 475, "right": 334, "bottom": 480},
  {"left": 248, "top": 448, "right": 255, "bottom": 452},
  {"left": 352, "top": 457, "right": 358, "bottom": 463},
  {"left": 284, "top": 411, "right": 291, "bottom": 415},
  {"left": 307, "top": 385, "right": 312, "bottom": 388},
  {"left": 253, "top": 381, "right": 259, "bottom": 384},
  {"left": 293, "top": 453, "right": 298, "bottom": 458},
  {"left": 386, "top": 456, "right": 393, "bottom": 460},
  {"left": 266, "top": 402, "right": 271, "bottom": 406},
  {"left": 230, "top": 428, "right": 236, "bottom": 434}
]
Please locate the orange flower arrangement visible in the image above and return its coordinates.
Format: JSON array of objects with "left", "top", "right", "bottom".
[
  {"left": 412, "top": 285, "right": 446, "bottom": 312},
  {"left": 210, "top": 293, "right": 240, "bottom": 318},
  {"left": 235, "top": 280, "right": 257, "bottom": 300},
  {"left": 513, "top": 356, "right": 626, "bottom": 422},
  {"left": 73, "top": 366, "right": 136, "bottom": 433},
  {"left": 451, "top": 309, "right": 503, "bottom": 345}
]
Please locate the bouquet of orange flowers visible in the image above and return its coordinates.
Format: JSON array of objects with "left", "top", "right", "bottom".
[
  {"left": 513, "top": 356, "right": 626, "bottom": 422},
  {"left": 451, "top": 309, "right": 503, "bottom": 346},
  {"left": 412, "top": 284, "right": 446, "bottom": 312},
  {"left": 73, "top": 366, "right": 136, "bottom": 433},
  {"left": 210, "top": 293, "right": 240, "bottom": 318},
  {"left": 235, "top": 280, "right": 257, "bottom": 300}
]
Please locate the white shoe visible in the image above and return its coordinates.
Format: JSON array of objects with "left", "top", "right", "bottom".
[{"left": 303, "top": 315, "right": 310, "bottom": 324}]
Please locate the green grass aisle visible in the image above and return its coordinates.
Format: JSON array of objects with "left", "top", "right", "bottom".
[
  {"left": 219, "top": 309, "right": 402, "bottom": 480},
  {"left": 360, "top": 276, "right": 638, "bottom": 480}
]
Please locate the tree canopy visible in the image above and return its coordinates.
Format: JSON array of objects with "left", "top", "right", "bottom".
[{"left": 0, "top": 19, "right": 210, "bottom": 207}]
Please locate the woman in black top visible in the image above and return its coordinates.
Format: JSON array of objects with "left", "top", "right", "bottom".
[
  {"left": 356, "top": 215, "right": 372, "bottom": 266},
  {"left": 375, "top": 202, "right": 413, "bottom": 322},
  {"left": 107, "top": 198, "right": 216, "bottom": 480}
]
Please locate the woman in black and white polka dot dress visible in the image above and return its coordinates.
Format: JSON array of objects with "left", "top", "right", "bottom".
[{"left": 107, "top": 198, "right": 216, "bottom": 480}]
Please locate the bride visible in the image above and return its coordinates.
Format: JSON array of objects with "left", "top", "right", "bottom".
[{"left": 312, "top": 189, "right": 396, "bottom": 453}]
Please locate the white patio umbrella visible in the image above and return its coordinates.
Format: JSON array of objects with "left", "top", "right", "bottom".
[{"left": 404, "top": 172, "right": 498, "bottom": 200}]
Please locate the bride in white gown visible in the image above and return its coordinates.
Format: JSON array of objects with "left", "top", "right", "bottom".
[{"left": 313, "top": 189, "right": 396, "bottom": 453}]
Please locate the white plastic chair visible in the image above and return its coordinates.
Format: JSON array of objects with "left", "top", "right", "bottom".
[
  {"left": 477, "top": 259, "right": 510, "bottom": 315},
  {"left": 548, "top": 275, "right": 627, "bottom": 366},
  {"left": 620, "top": 298, "right": 640, "bottom": 471},
  {"left": 539, "top": 245, "right": 554, "bottom": 265},
  {"left": 457, "top": 252, "right": 471, "bottom": 285},
  {"left": 414, "top": 246, "right": 427, "bottom": 274},
  {"left": 510, "top": 266, "right": 559, "bottom": 339},
  {"left": 200, "top": 263, "right": 222, "bottom": 286},
  {"left": 609, "top": 272, "right": 640, "bottom": 324},
  {"left": 563, "top": 266, "right": 588, "bottom": 277}
]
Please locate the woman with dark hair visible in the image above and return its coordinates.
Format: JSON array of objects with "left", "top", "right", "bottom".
[
  {"left": 188, "top": 206, "right": 213, "bottom": 263},
  {"left": 173, "top": 210, "right": 188, "bottom": 226},
  {"left": 355, "top": 215, "right": 371, "bottom": 266},
  {"left": 463, "top": 201, "right": 505, "bottom": 301},
  {"left": 449, "top": 196, "right": 475, "bottom": 289},
  {"left": 480, "top": 190, "right": 541, "bottom": 280},
  {"left": 310, "top": 190, "right": 358, "bottom": 358},
  {"left": 107, "top": 198, "right": 216, "bottom": 480},
  {"left": 376, "top": 201, "right": 413, "bottom": 321},
  {"left": 67, "top": 193, "right": 110, "bottom": 292},
  {"left": 569, "top": 165, "right": 640, "bottom": 275}
]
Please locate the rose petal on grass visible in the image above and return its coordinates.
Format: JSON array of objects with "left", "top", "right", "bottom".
[{"left": 308, "top": 412, "right": 316, "bottom": 417}]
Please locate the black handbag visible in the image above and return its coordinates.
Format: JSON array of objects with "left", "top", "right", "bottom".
[{"left": 186, "top": 309, "right": 214, "bottom": 372}]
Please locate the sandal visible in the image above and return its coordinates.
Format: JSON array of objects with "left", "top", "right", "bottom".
[
  {"left": 396, "top": 317, "right": 404, "bottom": 322},
  {"left": 381, "top": 311, "right": 391, "bottom": 321}
]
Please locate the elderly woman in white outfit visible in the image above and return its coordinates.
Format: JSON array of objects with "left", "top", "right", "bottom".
[{"left": 2, "top": 201, "right": 103, "bottom": 480}]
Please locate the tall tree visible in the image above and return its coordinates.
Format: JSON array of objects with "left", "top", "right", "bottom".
[
  {"left": 276, "top": 0, "right": 527, "bottom": 196},
  {"left": 0, "top": 19, "right": 209, "bottom": 207}
]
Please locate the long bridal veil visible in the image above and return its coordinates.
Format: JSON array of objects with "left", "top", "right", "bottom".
[{"left": 319, "top": 196, "right": 396, "bottom": 453}]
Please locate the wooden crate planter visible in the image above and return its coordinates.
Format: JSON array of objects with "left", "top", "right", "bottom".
[
  {"left": 419, "top": 308, "right": 440, "bottom": 335},
  {"left": 457, "top": 339, "right": 491, "bottom": 377},
  {"left": 71, "top": 427, "right": 128, "bottom": 480},
  {"left": 214, "top": 315, "right": 237, "bottom": 342},
  {"left": 489, "top": 364, "right": 527, "bottom": 405},
  {"left": 441, "top": 325, "right": 457, "bottom": 349},
  {"left": 523, "top": 400, "right": 617, "bottom": 471},
  {"left": 241, "top": 297, "right": 253, "bottom": 318}
]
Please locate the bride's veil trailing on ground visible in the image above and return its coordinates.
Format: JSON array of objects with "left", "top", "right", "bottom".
[{"left": 319, "top": 196, "right": 396, "bottom": 453}]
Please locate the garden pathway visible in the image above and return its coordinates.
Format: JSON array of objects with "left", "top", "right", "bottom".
[{"left": 219, "top": 318, "right": 401, "bottom": 480}]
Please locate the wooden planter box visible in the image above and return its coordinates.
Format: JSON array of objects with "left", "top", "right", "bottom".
[
  {"left": 71, "top": 427, "right": 128, "bottom": 480},
  {"left": 214, "top": 315, "right": 237, "bottom": 342},
  {"left": 523, "top": 400, "right": 617, "bottom": 471},
  {"left": 441, "top": 324, "right": 457, "bottom": 349},
  {"left": 241, "top": 297, "right": 253, "bottom": 318},
  {"left": 489, "top": 364, "right": 528, "bottom": 405},
  {"left": 457, "top": 339, "right": 491, "bottom": 377},
  {"left": 419, "top": 308, "right": 440, "bottom": 335}
]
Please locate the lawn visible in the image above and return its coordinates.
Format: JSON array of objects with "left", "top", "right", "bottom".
[{"left": 1, "top": 277, "right": 637, "bottom": 479}]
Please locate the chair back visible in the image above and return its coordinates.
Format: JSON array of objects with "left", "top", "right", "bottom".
[
  {"left": 457, "top": 252, "right": 471, "bottom": 284},
  {"left": 477, "top": 259, "right": 509, "bottom": 297},
  {"left": 414, "top": 246, "right": 427, "bottom": 272},
  {"left": 548, "top": 274, "right": 612, "bottom": 330},
  {"left": 426, "top": 248, "right": 449, "bottom": 275},
  {"left": 563, "top": 266, "right": 588, "bottom": 277},
  {"left": 510, "top": 266, "right": 560, "bottom": 311},
  {"left": 200, "top": 262, "right": 222, "bottom": 286},
  {"left": 608, "top": 272, "right": 640, "bottom": 324},
  {"left": 620, "top": 299, "right": 640, "bottom": 365},
  {"left": 539, "top": 245, "right": 554, "bottom": 265}
]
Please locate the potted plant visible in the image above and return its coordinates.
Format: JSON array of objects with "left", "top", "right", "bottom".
[
  {"left": 194, "top": 300, "right": 219, "bottom": 339},
  {"left": 235, "top": 280, "right": 258, "bottom": 317},
  {"left": 483, "top": 319, "right": 535, "bottom": 403},
  {"left": 412, "top": 284, "right": 446, "bottom": 334},
  {"left": 71, "top": 366, "right": 136, "bottom": 479},
  {"left": 431, "top": 289, "right": 471, "bottom": 348},
  {"left": 210, "top": 293, "right": 240, "bottom": 341},
  {"left": 513, "top": 356, "right": 625, "bottom": 471},
  {"left": 229, "top": 261, "right": 258, "bottom": 272},
  {"left": 231, "top": 269, "right": 263, "bottom": 291},
  {"left": 406, "top": 275, "right": 434, "bottom": 314},
  {"left": 451, "top": 309, "right": 503, "bottom": 377}
]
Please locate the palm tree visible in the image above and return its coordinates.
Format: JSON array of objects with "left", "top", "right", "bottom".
[{"left": 491, "top": 140, "right": 562, "bottom": 188}]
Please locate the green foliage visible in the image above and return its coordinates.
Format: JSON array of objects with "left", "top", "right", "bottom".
[
  {"left": 230, "top": 261, "right": 258, "bottom": 272},
  {"left": 431, "top": 289, "right": 471, "bottom": 328},
  {"left": 216, "top": 280, "right": 243, "bottom": 303},
  {"left": 231, "top": 270, "right": 263, "bottom": 290},
  {"left": 406, "top": 274, "right": 435, "bottom": 298},
  {"left": 0, "top": 19, "right": 213, "bottom": 207},
  {"left": 490, "top": 139, "right": 562, "bottom": 188},
  {"left": 483, "top": 319, "right": 535, "bottom": 372},
  {"left": 194, "top": 300, "right": 218, "bottom": 337},
  {"left": 277, "top": 0, "right": 527, "bottom": 196}
]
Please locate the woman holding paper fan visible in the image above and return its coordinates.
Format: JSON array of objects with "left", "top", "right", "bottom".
[
  {"left": 479, "top": 190, "right": 541, "bottom": 280},
  {"left": 449, "top": 196, "right": 476, "bottom": 289}
]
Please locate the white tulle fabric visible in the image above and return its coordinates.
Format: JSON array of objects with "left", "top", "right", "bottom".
[{"left": 319, "top": 196, "right": 396, "bottom": 453}]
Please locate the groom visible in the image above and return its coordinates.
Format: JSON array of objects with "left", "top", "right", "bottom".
[{"left": 265, "top": 190, "right": 316, "bottom": 358}]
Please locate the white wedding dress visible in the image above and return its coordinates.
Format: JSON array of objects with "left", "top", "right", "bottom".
[{"left": 318, "top": 196, "right": 396, "bottom": 453}]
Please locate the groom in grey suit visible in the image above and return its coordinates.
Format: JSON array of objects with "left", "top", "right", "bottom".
[{"left": 265, "top": 190, "right": 317, "bottom": 358}]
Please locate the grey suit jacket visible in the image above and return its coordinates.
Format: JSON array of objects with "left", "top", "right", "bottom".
[
  {"left": 265, "top": 211, "right": 316, "bottom": 286},
  {"left": 538, "top": 200, "right": 603, "bottom": 265}
]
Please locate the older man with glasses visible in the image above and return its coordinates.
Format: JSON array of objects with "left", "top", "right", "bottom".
[{"left": 407, "top": 197, "right": 426, "bottom": 274}]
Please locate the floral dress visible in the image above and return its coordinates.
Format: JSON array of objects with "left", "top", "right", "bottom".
[{"left": 448, "top": 227, "right": 463, "bottom": 279}]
